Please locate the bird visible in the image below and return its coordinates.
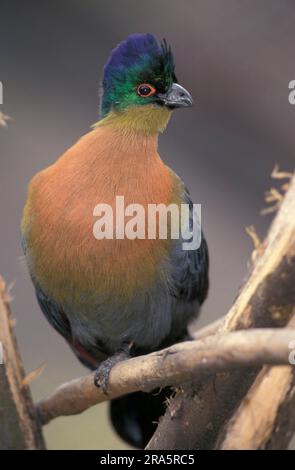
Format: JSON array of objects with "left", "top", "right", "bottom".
[{"left": 21, "top": 33, "right": 209, "bottom": 448}]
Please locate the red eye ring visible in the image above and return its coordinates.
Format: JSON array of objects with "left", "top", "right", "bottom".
[{"left": 137, "top": 83, "right": 156, "bottom": 97}]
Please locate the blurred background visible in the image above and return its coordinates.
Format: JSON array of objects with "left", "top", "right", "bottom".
[{"left": 0, "top": 0, "right": 294, "bottom": 449}]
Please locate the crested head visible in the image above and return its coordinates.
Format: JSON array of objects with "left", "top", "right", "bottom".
[
  {"left": 96, "top": 33, "right": 193, "bottom": 135},
  {"left": 101, "top": 34, "right": 176, "bottom": 116}
]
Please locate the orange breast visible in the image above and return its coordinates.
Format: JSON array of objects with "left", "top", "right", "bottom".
[{"left": 22, "top": 126, "right": 181, "bottom": 309}]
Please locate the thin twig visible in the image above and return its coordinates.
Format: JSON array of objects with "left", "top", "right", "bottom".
[
  {"left": 0, "top": 112, "right": 12, "bottom": 127},
  {"left": 0, "top": 278, "right": 45, "bottom": 449}
]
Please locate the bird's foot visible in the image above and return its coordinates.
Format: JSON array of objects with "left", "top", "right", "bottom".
[{"left": 94, "top": 344, "right": 132, "bottom": 394}]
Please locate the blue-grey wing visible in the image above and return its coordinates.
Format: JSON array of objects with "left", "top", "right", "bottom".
[
  {"left": 168, "top": 185, "right": 209, "bottom": 324},
  {"left": 35, "top": 285, "right": 72, "bottom": 341}
]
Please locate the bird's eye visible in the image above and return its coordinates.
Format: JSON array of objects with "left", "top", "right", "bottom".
[{"left": 137, "top": 83, "right": 156, "bottom": 97}]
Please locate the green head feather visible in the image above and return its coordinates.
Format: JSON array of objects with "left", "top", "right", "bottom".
[{"left": 100, "top": 33, "right": 177, "bottom": 117}]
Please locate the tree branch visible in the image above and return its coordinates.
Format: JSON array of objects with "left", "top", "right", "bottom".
[
  {"left": 191, "top": 316, "right": 225, "bottom": 340},
  {"left": 0, "top": 277, "right": 45, "bottom": 449},
  {"left": 216, "top": 312, "right": 295, "bottom": 450},
  {"left": 36, "top": 328, "right": 295, "bottom": 426},
  {"left": 147, "top": 174, "right": 295, "bottom": 450}
]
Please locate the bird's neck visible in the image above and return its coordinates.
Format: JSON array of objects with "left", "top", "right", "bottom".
[{"left": 93, "top": 104, "right": 172, "bottom": 139}]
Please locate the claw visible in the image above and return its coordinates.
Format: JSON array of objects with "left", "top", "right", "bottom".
[
  {"left": 93, "top": 346, "right": 131, "bottom": 394},
  {"left": 94, "top": 357, "right": 115, "bottom": 394}
]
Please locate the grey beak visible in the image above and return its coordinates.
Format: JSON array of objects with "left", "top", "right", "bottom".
[{"left": 157, "top": 83, "right": 193, "bottom": 109}]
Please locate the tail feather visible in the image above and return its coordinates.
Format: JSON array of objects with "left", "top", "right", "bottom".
[{"left": 110, "top": 389, "right": 170, "bottom": 449}]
